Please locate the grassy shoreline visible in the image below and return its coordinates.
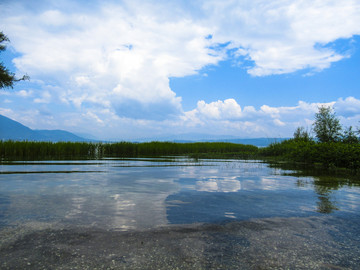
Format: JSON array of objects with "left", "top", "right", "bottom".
[
  {"left": 1, "top": 139, "right": 359, "bottom": 174},
  {"left": 0, "top": 140, "right": 259, "bottom": 160}
]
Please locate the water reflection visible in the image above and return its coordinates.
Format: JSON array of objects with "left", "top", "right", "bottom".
[
  {"left": 272, "top": 162, "right": 360, "bottom": 214},
  {"left": 0, "top": 158, "right": 359, "bottom": 231},
  {"left": 196, "top": 177, "right": 241, "bottom": 192}
]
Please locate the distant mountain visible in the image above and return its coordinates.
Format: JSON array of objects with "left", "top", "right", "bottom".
[
  {"left": 208, "top": 138, "right": 288, "bottom": 147},
  {"left": 0, "top": 114, "right": 36, "bottom": 141},
  {"left": 0, "top": 115, "right": 288, "bottom": 146},
  {"left": 0, "top": 114, "right": 89, "bottom": 142},
  {"left": 132, "top": 133, "right": 288, "bottom": 147},
  {"left": 34, "top": 129, "right": 89, "bottom": 142},
  {"left": 170, "top": 138, "right": 287, "bottom": 147}
]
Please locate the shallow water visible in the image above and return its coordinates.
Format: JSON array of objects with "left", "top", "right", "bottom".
[
  {"left": 1, "top": 158, "right": 360, "bottom": 269},
  {"left": 1, "top": 158, "right": 359, "bottom": 230}
]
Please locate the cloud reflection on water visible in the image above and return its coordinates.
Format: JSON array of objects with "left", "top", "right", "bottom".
[
  {"left": 0, "top": 159, "right": 360, "bottom": 231},
  {"left": 196, "top": 177, "right": 241, "bottom": 193}
]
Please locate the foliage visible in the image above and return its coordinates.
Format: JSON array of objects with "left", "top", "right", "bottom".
[
  {"left": 313, "top": 106, "right": 342, "bottom": 143},
  {"left": 0, "top": 31, "right": 29, "bottom": 89},
  {"left": 261, "top": 106, "right": 360, "bottom": 172},
  {"left": 0, "top": 140, "right": 259, "bottom": 160},
  {"left": 1, "top": 105, "right": 359, "bottom": 172},
  {"left": 260, "top": 139, "right": 360, "bottom": 171},
  {"left": 293, "top": 126, "right": 311, "bottom": 142},
  {"left": 0, "top": 140, "right": 101, "bottom": 160},
  {"left": 0, "top": 31, "right": 14, "bottom": 89},
  {"left": 1, "top": 138, "right": 359, "bottom": 172},
  {"left": 342, "top": 126, "right": 359, "bottom": 144},
  {"left": 96, "top": 141, "right": 258, "bottom": 158}
]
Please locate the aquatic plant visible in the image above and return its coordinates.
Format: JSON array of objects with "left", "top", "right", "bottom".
[{"left": 0, "top": 140, "right": 259, "bottom": 160}]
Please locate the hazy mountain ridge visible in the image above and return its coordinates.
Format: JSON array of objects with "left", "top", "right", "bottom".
[
  {"left": 0, "top": 115, "right": 287, "bottom": 146},
  {"left": 130, "top": 134, "right": 288, "bottom": 147},
  {"left": 0, "top": 115, "right": 89, "bottom": 142}
]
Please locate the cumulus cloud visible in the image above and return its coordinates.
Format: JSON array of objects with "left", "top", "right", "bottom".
[
  {"left": 2, "top": 0, "right": 223, "bottom": 121},
  {"left": 1, "top": 0, "right": 360, "bottom": 138},
  {"left": 1, "top": 96, "right": 359, "bottom": 139},
  {"left": 34, "top": 91, "right": 52, "bottom": 103},
  {"left": 16, "top": 90, "right": 33, "bottom": 97},
  {"left": 2, "top": 1, "right": 359, "bottom": 117},
  {"left": 181, "top": 97, "right": 360, "bottom": 138},
  {"left": 204, "top": 0, "right": 360, "bottom": 76},
  {"left": 194, "top": 99, "right": 243, "bottom": 120},
  {"left": 334, "top": 97, "right": 360, "bottom": 117}
]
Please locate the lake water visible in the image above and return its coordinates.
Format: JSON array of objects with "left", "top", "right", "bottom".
[
  {"left": 0, "top": 157, "right": 359, "bottom": 230},
  {"left": 1, "top": 158, "right": 360, "bottom": 269}
]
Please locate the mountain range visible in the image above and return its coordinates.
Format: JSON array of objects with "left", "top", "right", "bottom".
[
  {"left": 0, "top": 114, "right": 88, "bottom": 142},
  {"left": 0, "top": 114, "right": 287, "bottom": 146},
  {"left": 132, "top": 134, "right": 286, "bottom": 147}
]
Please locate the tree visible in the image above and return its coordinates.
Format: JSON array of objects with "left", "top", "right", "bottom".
[
  {"left": 342, "top": 126, "right": 359, "bottom": 144},
  {"left": 293, "top": 126, "right": 311, "bottom": 141},
  {"left": 313, "top": 106, "right": 342, "bottom": 143},
  {"left": 0, "top": 31, "right": 28, "bottom": 89}
]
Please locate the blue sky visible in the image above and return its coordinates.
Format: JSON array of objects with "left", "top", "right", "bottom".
[{"left": 1, "top": 0, "right": 360, "bottom": 140}]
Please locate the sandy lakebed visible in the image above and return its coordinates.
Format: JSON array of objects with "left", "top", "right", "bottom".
[{"left": 1, "top": 215, "right": 360, "bottom": 269}]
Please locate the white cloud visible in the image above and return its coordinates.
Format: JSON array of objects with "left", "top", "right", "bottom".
[
  {"left": 16, "top": 90, "right": 33, "bottom": 97},
  {"left": 1, "top": 0, "right": 359, "bottom": 121},
  {"left": 34, "top": 91, "right": 51, "bottom": 103},
  {"left": 1, "top": 0, "right": 360, "bottom": 139},
  {"left": 194, "top": 99, "right": 242, "bottom": 120},
  {"left": 0, "top": 108, "right": 14, "bottom": 117},
  {"left": 181, "top": 97, "right": 360, "bottom": 138},
  {"left": 260, "top": 105, "right": 280, "bottom": 118},
  {"left": 39, "top": 10, "right": 67, "bottom": 26},
  {"left": 273, "top": 119, "right": 286, "bottom": 127},
  {"left": 334, "top": 97, "right": 360, "bottom": 117},
  {"left": 2, "top": 96, "right": 360, "bottom": 140},
  {"left": 203, "top": 0, "right": 360, "bottom": 76},
  {"left": 2, "top": 1, "right": 223, "bottom": 121}
]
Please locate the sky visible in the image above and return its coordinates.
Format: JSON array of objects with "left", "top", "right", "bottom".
[{"left": 1, "top": 0, "right": 360, "bottom": 140}]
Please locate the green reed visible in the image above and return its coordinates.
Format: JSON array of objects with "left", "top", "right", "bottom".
[{"left": 0, "top": 140, "right": 259, "bottom": 160}]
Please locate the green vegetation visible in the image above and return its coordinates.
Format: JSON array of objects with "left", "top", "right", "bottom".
[
  {"left": 0, "top": 141, "right": 101, "bottom": 160},
  {"left": 104, "top": 141, "right": 257, "bottom": 158},
  {"left": 260, "top": 106, "right": 360, "bottom": 173},
  {"left": 313, "top": 106, "right": 342, "bottom": 143},
  {"left": 0, "top": 31, "right": 29, "bottom": 89},
  {"left": 0, "top": 140, "right": 258, "bottom": 160},
  {"left": 1, "top": 106, "right": 359, "bottom": 173},
  {"left": 260, "top": 140, "right": 360, "bottom": 171}
]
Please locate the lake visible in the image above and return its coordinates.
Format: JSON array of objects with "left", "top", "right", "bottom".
[{"left": 1, "top": 158, "right": 359, "bottom": 269}]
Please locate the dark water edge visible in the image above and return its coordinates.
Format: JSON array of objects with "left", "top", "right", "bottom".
[{"left": 1, "top": 215, "right": 359, "bottom": 270}]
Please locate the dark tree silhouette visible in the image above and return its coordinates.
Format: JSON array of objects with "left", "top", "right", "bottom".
[{"left": 0, "top": 31, "right": 29, "bottom": 89}]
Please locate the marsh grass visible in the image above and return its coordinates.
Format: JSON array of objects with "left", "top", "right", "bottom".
[
  {"left": 2, "top": 139, "right": 359, "bottom": 173},
  {"left": 0, "top": 140, "right": 259, "bottom": 160},
  {"left": 0, "top": 140, "right": 99, "bottom": 160}
]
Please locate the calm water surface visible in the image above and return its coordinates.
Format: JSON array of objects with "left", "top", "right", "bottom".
[{"left": 0, "top": 158, "right": 359, "bottom": 230}]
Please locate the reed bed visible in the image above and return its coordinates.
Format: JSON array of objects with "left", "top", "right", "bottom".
[
  {"left": 0, "top": 140, "right": 259, "bottom": 160},
  {"left": 1, "top": 139, "right": 359, "bottom": 172}
]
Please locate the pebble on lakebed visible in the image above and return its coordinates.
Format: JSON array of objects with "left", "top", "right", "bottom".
[{"left": 1, "top": 215, "right": 359, "bottom": 269}]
